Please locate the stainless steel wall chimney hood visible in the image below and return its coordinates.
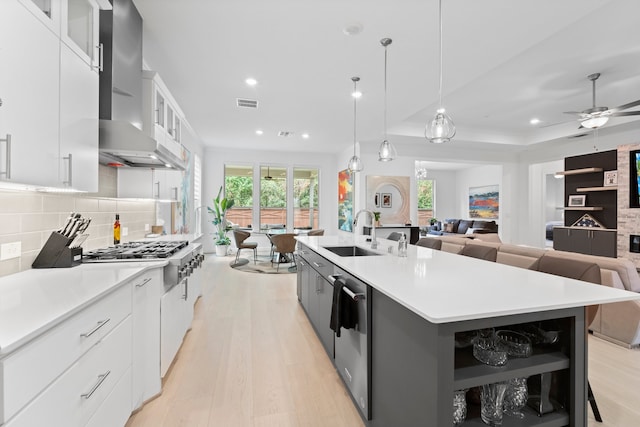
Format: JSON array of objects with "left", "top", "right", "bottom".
[{"left": 98, "top": 0, "right": 185, "bottom": 171}]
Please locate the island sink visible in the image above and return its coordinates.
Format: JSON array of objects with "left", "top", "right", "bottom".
[{"left": 322, "top": 246, "right": 381, "bottom": 257}]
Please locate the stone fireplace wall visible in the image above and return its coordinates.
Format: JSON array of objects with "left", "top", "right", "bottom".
[{"left": 617, "top": 143, "right": 640, "bottom": 267}]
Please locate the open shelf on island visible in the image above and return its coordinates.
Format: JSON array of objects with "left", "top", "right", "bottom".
[
  {"left": 576, "top": 186, "right": 617, "bottom": 192},
  {"left": 555, "top": 167, "right": 603, "bottom": 176}
]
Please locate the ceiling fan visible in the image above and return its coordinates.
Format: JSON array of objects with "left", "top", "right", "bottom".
[{"left": 563, "top": 73, "right": 640, "bottom": 129}]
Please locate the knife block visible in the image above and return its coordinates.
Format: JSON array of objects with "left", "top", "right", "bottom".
[{"left": 32, "top": 232, "right": 83, "bottom": 268}]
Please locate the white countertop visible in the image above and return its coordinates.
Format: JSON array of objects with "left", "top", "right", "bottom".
[
  {"left": 0, "top": 262, "right": 167, "bottom": 357},
  {"left": 141, "top": 233, "right": 203, "bottom": 242},
  {"left": 296, "top": 235, "right": 640, "bottom": 324}
]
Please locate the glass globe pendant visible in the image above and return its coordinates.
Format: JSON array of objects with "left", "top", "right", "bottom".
[
  {"left": 347, "top": 76, "right": 364, "bottom": 172},
  {"left": 378, "top": 38, "right": 397, "bottom": 161},
  {"left": 425, "top": 0, "right": 456, "bottom": 144}
]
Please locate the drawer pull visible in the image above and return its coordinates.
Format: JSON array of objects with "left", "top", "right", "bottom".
[
  {"left": 81, "top": 370, "right": 111, "bottom": 399},
  {"left": 135, "top": 277, "right": 153, "bottom": 288},
  {"left": 80, "top": 319, "right": 110, "bottom": 338},
  {"left": 312, "top": 261, "right": 323, "bottom": 268}
]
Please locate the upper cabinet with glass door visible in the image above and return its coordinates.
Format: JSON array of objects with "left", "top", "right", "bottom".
[
  {"left": 142, "top": 70, "right": 186, "bottom": 159},
  {"left": 60, "top": 0, "right": 110, "bottom": 72},
  {"left": 19, "top": 0, "right": 61, "bottom": 34}
]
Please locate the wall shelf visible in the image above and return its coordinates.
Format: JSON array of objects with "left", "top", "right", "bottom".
[
  {"left": 563, "top": 207, "right": 603, "bottom": 211},
  {"left": 576, "top": 186, "right": 617, "bottom": 192},
  {"left": 555, "top": 167, "right": 603, "bottom": 176}
]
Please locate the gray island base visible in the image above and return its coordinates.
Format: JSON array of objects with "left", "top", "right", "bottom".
[{"left": 294, "top": 235, "right": 640, "bottom": 427}]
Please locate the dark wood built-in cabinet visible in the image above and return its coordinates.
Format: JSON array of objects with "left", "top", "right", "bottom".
[{"left": 554, "top": 150, "right": 617, "bottom": 257}]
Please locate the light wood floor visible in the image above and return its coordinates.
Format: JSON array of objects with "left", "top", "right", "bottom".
[{"left": 127, "top": 254, "right": 640, "bottom": 427}]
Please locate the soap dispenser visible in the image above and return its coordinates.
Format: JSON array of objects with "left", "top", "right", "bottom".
[{"left": 398, "top": 232, "right": 407, "bottom": 257}]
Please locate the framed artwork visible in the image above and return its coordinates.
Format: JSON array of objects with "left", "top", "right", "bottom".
[
  {"left": 338, "top": 169, "right": 354, "bottom": 232},
  {"left": 604, "top": 170, "right": 618, "bottom": 186},
  {"left": 382, "top": 193, "right": 392, "bottom": 208},
  {"left": 568, "top": 194, "right": 586, "bottom": 207},
  {"left": 469, "top": 185, "right": 499, "bottom": 219},
  {"left": 375, "top": 193, "right": 381, "bottom": 208}
]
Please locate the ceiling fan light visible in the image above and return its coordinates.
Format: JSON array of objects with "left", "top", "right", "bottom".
[
  {"left": 378, "top": 140, "right": 397, "bottom": 162},
  {"left": 347, "top": 155, "right": 363, "bottom": 172},
  {"left": 425, "top": 111, "right": 456, "bottom": 143},
  {"left": 581, "top": 116, "right": 609, "bottom": 129}
]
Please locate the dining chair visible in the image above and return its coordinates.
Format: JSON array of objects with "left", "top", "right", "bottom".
[
  {"left": 232, "top": 230, "right": 257, "bottom": 264},
  {"left": 269, "top": 233, "right": 297, "bottom": 272}
]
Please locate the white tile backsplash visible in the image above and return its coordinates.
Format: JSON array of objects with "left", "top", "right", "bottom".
[{"left": 0, "top": 189, "right": 155, "bottom": 278}]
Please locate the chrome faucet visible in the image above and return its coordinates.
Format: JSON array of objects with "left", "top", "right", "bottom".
[{"left": 353, "top": 209, "right": 378, "bottom": 249}]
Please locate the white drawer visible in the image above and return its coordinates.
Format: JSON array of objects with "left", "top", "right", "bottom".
[
  {"left": 5, "top": 316, "right": 132, "bottom": 427},
  {"left": 0, "top": 283, "right": 132, "bottom": 424},
  {"left": 86, "top": 366, "right": 132, "bottom": 427}
]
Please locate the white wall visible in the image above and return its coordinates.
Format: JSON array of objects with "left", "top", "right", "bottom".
[{"left": 203, "top": 147, "right": 337, "bottom": 253}]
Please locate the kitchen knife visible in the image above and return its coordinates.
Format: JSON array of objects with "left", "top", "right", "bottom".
[
  {"left": 77, "top": 218, "right": 92, "bottom": 235},
  {"left": 59, "top": 212, "right": 76, "bottom": 235},
  {"left": 67, "top": 216, "right": 84, "bottom": 239},
  {"left": 69, "top": 233, "right": 89, "bottom": 248}
]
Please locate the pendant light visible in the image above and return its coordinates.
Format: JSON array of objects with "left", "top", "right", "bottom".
[
  {"left": 378, "top": 38, "right": 397, "bottom": 162},
  {"left": 347, "top": 76, "right": 363, "bottom": 172},
  {"left": 425, "top": 0, "right": 456, "bottom": 144}
]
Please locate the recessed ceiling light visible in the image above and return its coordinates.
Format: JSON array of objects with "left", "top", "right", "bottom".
[
  {"left": 530, "top": 118, "right": 541, "bottom": 125},
  {"left": 245, "top": 78, "right": 257, "bottom": 86},
  {"left": 352, "top": 91, "right": 362, "bottom": 98},
  {"left": 256, "top": 130, "right": 263, "bottom": 135},
  {"left": 165, "top": 164, "right": 172, "bottom": 168},
  {"left": 343, "top": 22, "right": 363, "bottom": 36},
  {"left": 302, "top": 133, "right": 309, "bottom": 139}
]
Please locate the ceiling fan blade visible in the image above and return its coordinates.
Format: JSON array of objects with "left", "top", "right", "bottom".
[
  {"left": 610, "top": 111, "right": 640, "bottom": 117},
  {"left": 563, "top": 111, "right": 584, "bottom": 116},
  {"left": 539, "top": 119, "right": 575, "bottom": 128},
  {"left": 608, "top": 99, "right": 640, "bottom": 113}
]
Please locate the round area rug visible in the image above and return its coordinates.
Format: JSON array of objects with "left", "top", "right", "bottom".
[{"left": 229, "top": 255, "right": 297, "bottom": 274}]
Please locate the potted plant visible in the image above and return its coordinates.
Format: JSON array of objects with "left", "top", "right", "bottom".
[
  {"left": 208, "top": 186, "right": 235, "bottom": 256},
  {"left": 373, "top": 211, "right": 381, "bottom": 227}
]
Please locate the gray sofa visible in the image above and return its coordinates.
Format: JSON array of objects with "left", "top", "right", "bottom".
[
  {"left": 418, "top": 235, "right": 640, "bottom": 348},
  {"left": 428, "top": 218, "right": 498, "bottom": 237}
]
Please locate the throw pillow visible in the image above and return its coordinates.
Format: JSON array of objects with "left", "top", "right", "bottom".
[{"left": 444, "top": 223, "right": 454, "bottom": 232}]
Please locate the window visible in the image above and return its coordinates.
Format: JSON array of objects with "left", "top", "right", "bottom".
[
  {"left": 293, "top": 168, "right": 319, "bottom": 230},
  {"left": 224, "top": 165, "right": 253, "bottom": 227},
  {"left": 417, "top": 179, "right": 435, "bottom": 226},
  {"left": 260, "top": 165, "right": 287, "bottom": 229}
]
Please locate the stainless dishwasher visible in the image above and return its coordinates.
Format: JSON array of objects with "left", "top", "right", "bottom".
[{"left": 328, "top": 267, "right": 371, "bottom": 420}]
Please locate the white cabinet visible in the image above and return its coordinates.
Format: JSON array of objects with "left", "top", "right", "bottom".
[
  {"left": 0, "top": 0, "right": 103, "bottom": 190},
  {"left": 0, "top": 281, "right": 132, "bottom": 427},
  {"left": 0, "top": 0, "right": 60, "bottom": 187},
  {"left": 117, "top": 168, "right": 182, "bottom": 200},
  {"left": 131, "top": 268, "right": 163, "bottom": 410},
  {"left": 142, "top": 71, "right": 185, "bottom": 159},
  {"left": 61, "top": 0, "right": 101, "bottom": 71},
  {"left": 59, "top": 42, "right": 99, "bottom": 191},
  {"left": 160, "top": 280, "right": 189, "bottom": 377}
]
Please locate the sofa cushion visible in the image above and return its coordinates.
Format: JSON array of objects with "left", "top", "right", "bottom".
[
  {"left": 461, "top": 243, "right": 497, "bottom": 261},
  {"left": 457, "top": 220, "right": 474, "bottom": 234},
  {"left": 444, "top": 219, "right": 460, "bottom": 233},
  {"left": 415, "top": 238, "right": 442, "bottom": 250}
]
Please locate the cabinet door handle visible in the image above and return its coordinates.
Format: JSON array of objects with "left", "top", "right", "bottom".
[
  {"left": 81, "top": 371, "right": 110, "bottom": 399},
  {"left": 94, "top": 43, "right": 104, "bottom": 72},
  {"left": 315, "top": 276, "right": 321, "bottom": 294},
  {"left": 155, "top": 181, "right": 160, "bottom": 199},
  {"left": 312, "top": 261, "right": 323, "bottom": 268},
  {"left": 63, "top": 153, "right": 72, "bottom": 186},
  {"left": 0, "top": 134, "right": 11, "bottom": 179},
  {"left": 135, "top": 277, "right": 152, "bottom": 288},
  {"left": 80, "top": 318, "right": 110, "bottom": 338},
  {"left": 327, "top": 273, "right": 342, "bottom": 285}
]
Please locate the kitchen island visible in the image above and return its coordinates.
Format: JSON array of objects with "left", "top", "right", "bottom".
[{"left": 295, "top": 235, "right": 640, "bottom": 426}]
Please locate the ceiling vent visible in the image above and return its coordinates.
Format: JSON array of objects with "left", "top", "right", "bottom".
[
  {"left": 236, "top": 98, "right": 258, "bottom": 108},
  {"left": 567, "top": 133, "right": 589, "bottom": 139},
  {"left": 278, "top": 131, "right": 294, "bottom": 137}
]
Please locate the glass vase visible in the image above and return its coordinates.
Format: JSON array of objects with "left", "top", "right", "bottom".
[
  {"left": 453, "top": 389, "right": 467, "bottom": 425},
  {"left": 504, "top": 377, "right": 528, "bottom": 419},
  {"left": 481, "top": 381, "right": 508, "bottom": 426}
]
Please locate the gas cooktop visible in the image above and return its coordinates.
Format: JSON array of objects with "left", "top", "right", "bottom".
[{"left": 83, "top": 240, "right": 189, "bottom": 261}]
